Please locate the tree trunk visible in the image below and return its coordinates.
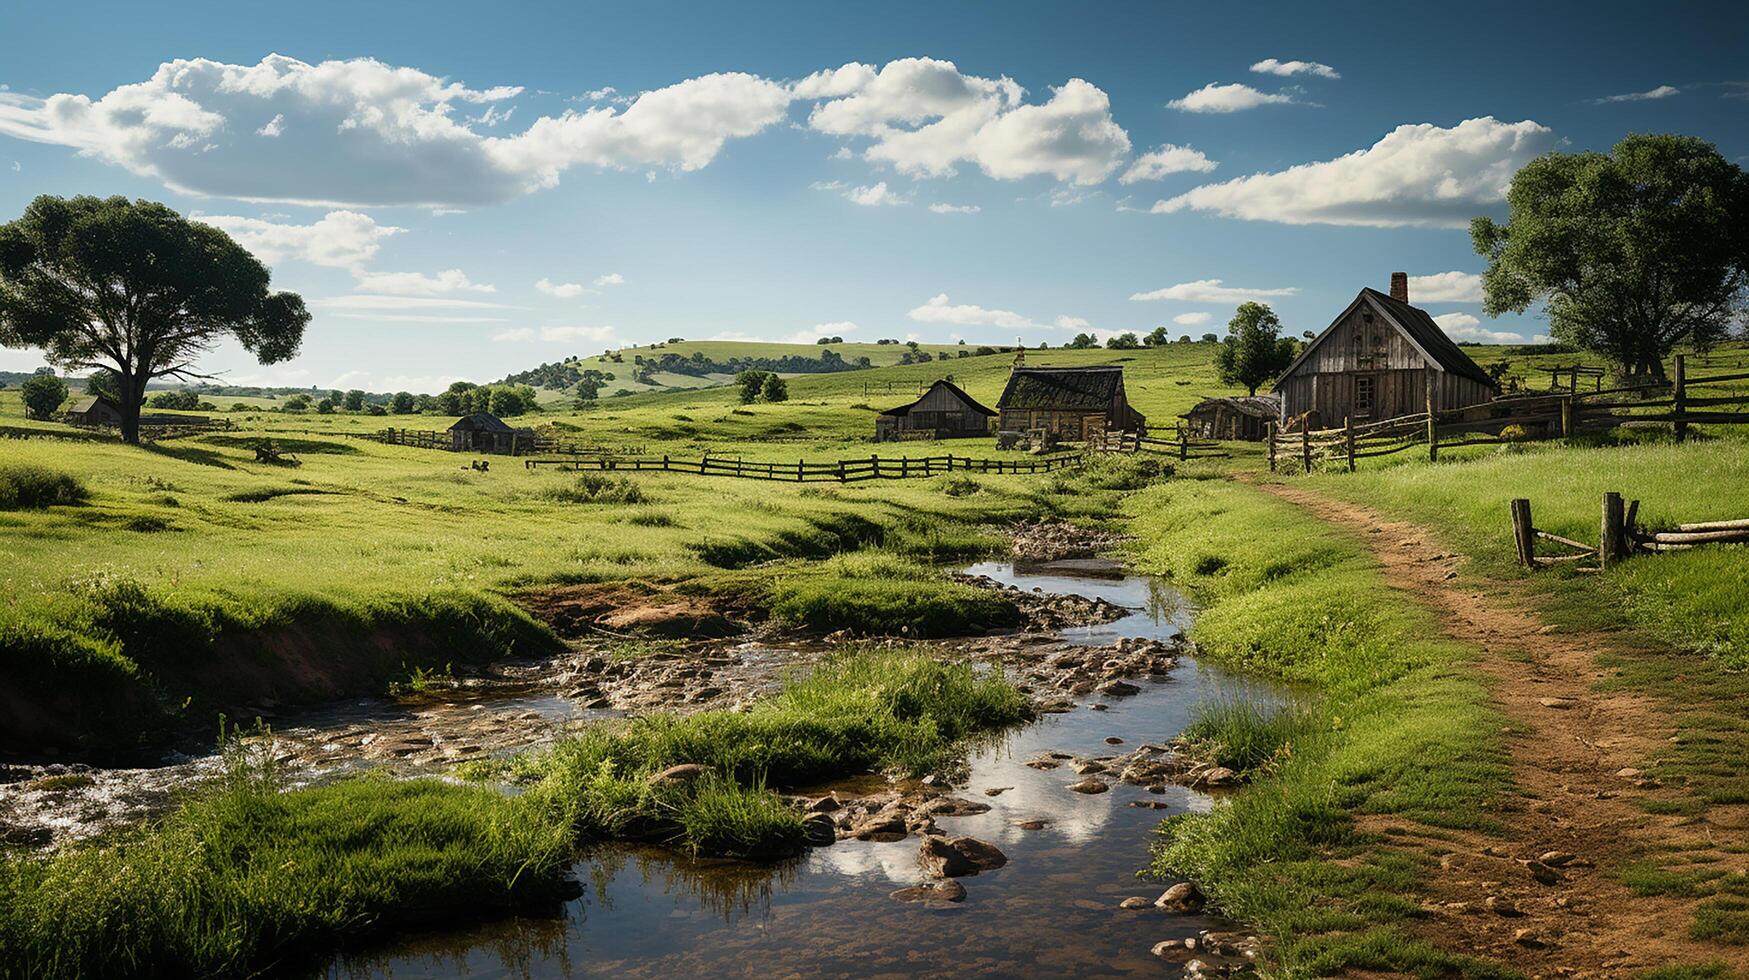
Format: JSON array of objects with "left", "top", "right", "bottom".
[
  {"left": 118, "top": 371, "right": 142, "bottom": 445},
  {"left": 1247, "top": 382, "right": 1258, "bottom": 396}
]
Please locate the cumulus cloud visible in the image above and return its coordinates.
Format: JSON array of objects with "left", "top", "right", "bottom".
[
  {"left": 845, "top": 181, "right": 905, "bottom": 206},
  {"left": 1054, "top": 315, "right": 1091, "bottom": 330},
  {"left": 315, "top": 294, "right": 515, "bottom": 313},
  {"left": 1250, "top": 58, "right": 1340, "bottom": 79},
  {"left": 0, "top": 54, "right": 790, "bottom": 207},
  {"left": 803, "top": 58, "right": 1130, "bottom": 185},
  {"left": 536, "top": 277, "right": 587, "bottom": 298},
  {"left": 1168, "top": 82, "right": 1294, "bottom": 113},
  {"left": 1407, "top": 271, "right": 1483, "bottom": 303},
  {"left": 196, "top": 210, "right": 400, "bottom": 270},
  {"left": 1129, "top": 279, "right": 1299, "bottom": 303},
  {"left": 1173, "top": 311, "right": 1213, "bottom": 326},
  {"left": 781, "top": 320, "right": 859, "bottom": 343},
  {"left": 1153, "top": 117, "right": 1555, "bottom": 228},
  {"left": 593, "top": 272, "right": 626, "bottom": 286},
  {"left": 1594, "top": 85, "right": 1679, "bottom": 104},
  {"left": 928, "top": 202, "right": 980, "bottom": 214},
  {"left": 1119, "top": 143, "right": 1216, "bottom": 183},
  {"left": 354, "top": 269, "right": 494, "bottom": 296},
  {"left": 493, "top": 324, "right": 617, "bottom": 343},
  {"left": 908, "top": 293, "right": 1040, "bottom": 330},
  {"left": 1432, "top": 312, "right": 1544, "bottom": 344}
]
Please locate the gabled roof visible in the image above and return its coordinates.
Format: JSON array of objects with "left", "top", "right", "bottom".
[
  {"left": 1275, "top": 288, "right": 1498, "bottom": 391},
  {"left": 1182, "top": 395, "right": 1280, "bottom": 419},
  {"left": 448, "top": 412, "right": 514, "bottom": 432},
  {"left": 879, "top": 379, "right": 997, "bottom": 418},
  {"left": 66, "top": 395, "right": 119, "bottom": 415},
  {"left": 997, "top": 365, "right": 1127, "bottom": 411}
]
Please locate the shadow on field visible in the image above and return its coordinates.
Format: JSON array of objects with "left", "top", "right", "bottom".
[{"left": 142, "top": 442, "right": 236, "bottom": 469}]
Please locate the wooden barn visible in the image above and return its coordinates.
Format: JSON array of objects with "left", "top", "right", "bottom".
[
  {"left": 1274, "top": 273, "right": 1497, "bottom": 429},
  {"left": 874, "top": 379, "right": 996, "bottom": 441},
  {"left": 448, "top": 412, "right": 532, "bottom": 454},
  {"left": 1181, "top": 395, "right": 1281, "bottom": 441},
  {"left": 996, "top": 365, "right": 1145, "bottom": 441},
  {"left": 63, "top": 395, "right": 124, "bottom": 427}
]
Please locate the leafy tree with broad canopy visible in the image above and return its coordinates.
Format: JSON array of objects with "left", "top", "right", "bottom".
[
  {"left": 1216, "top": 302, "right": 1297, "bottom": 396},
  {"left": 1473, "top": 134, "right": 1749, "bottom": 380},
  {"left": 19, "top": 370, "right": 67, "bottom": 420},
  {"left": 0, "top": 196, "right": 309, "bottom": 443}
]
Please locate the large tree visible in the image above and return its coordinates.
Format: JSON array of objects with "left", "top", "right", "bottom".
[
  {"left": 0, "top": 195, "right": 309, "bottom": 443},
  {"left": 1216, "top": 302, "right": 1297, "bottom": 396},
  {"left": 1472, "top": 134, "right": 1749, "bottom": 380}
]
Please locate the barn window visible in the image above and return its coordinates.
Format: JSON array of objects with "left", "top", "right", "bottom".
[{"left": 1355, "top": 376, "right": 1376, "bottom": 417}]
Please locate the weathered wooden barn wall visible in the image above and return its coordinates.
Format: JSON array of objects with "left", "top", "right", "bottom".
[{"left": 875, "top": 380, "right": 995, "bottom": 440}]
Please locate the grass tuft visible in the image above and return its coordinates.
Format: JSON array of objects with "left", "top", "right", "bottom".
[{"left": 0, "top": 464, "right": 88, "bottom": 510}]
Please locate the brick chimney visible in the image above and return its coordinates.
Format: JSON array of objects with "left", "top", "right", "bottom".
[{"left": 1390, "top": 271, "right": 1409, "bottom": 303}]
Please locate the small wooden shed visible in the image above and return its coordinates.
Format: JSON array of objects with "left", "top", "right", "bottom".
[
  {"left": 1274, "top": 272, "right": 1498, "bottom": 429},
  {"left": 874, "top": 379, "right": 997, "bottom": 441},
  {"left": 1181, "top": 395, "right": 1281, "bottom": 441},
  {"left": 63, "top": 395, "right": 123, "bottom": 427},
  {"left": 996, "top": 365, "right": 1145, "bottom": 441},
  {"left": 448, "top": 412, "right": 531, "bottom": 454}
]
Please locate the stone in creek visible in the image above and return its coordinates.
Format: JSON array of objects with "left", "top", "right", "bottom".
[
  {"left": 1068, "top": 778, "right": 1110, "bottom": 794},
  {"left": 1200, "top": 766, "right": 1238, "bottom": 787},
  {"left": 647, "top": 763, "right": 712, "bottom": 786},
  {"left": 1016, "top": 819, "right": 1049, "bottom": 830},
  {"left": 1119, "top": 896, "right": 1152, "bottom": 909},
  {"left": 918, "top": 835, "right": 1008, "bottom": 878},
  {"left": 915, "top": 796, "right": 992, "bottom": 818},
  {"left": 1104, "top": 736, "right": 1124, "bottom": 745},
  {"left": 1025, "top": 757, "right": 1062, "bottom": 770},
  {"left": 851, "top": 813, "right": 910, "bottom": 842},
  {"left": 1089, "top": 703, "right": 1109, "bottom": 712},
  {"left": 805, "top": 794, "right": 841, "bottom": 813},
  {"left": 1129, "top": 800, "right": 1171, "bottom": 809},
  {"left": 982, "top": 786, "right": 1013, "bottom": 797},
  {"left": 1151, "top": 939, "right": 1187, "bottom": 958},
  {"left": 1036, "top": 700, "right": 1074, "bottom": 714},
  {"left": 1072, "top": 761, "right": 1108, "bottom": 775},
  {"left": 1097, "top": 680, "right": 1141, "bottom": 697},
  {"left": 891, "top": 879, "right": 967, "bottom": 904},
  {"left": 801, "top": 812, "right": 837, "bottom": 846},
  {"left": 1155, "top": 881, "right": 1205, "bottom": 913}
]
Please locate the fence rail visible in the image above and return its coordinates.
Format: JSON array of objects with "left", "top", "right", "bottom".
[
  {"left": 1511, "top": 491, "right": 1749, "bottom": 570},
  {"left": 1271, "top": 354, "right": 1749, "bottom": 474},
  {"left": 524, "top": 450, "right": 1087, "bottom": 482}
]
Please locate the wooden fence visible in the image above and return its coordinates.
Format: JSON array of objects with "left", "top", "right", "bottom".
[
  {"left": 524, "top": 451, "right": 1087, "bottom": 482},
  {"left": 1512, "top": 491, "right": 1749, "bottom": 571},
  {"left": 1271, "top": 354, "right": 1749, "bottom": 474}
]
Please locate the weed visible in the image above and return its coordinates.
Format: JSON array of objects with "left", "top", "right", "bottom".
[{"left": 542, "top": 474, "right": 646, "bottom": 505}]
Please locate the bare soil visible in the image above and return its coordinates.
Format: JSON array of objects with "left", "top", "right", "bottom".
[{"left": 1257, "top": 481, "right": 1749, "bottom": 975}]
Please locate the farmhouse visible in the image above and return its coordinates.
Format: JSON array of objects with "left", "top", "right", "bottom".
[
  {"left": 1181, "top": 395, "right": 1281, "bottom": 442},
  {"left": 1274, "top": 272, "right": 1497, "bottom": 428},
  {"left": 62, "top": 395, "right": 123, "bottom": 427},
  {"left": 996, "top": 365, "right": 1145, "bottom": 441},
  {"left": 448, "top": 412, "right": 533, "bottom": 454},
  {"left": 874, "top": 379, "right": 997, "bottom": 441}
]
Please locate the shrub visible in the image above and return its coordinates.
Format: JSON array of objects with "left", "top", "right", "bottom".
[
  {"left": 0, "top": 464, "right": 89, "bottom": 509},
  {"left": 542, "top": 474, "right": 645, "bottom": 505},
  {"left": 941, "top": 475, "right": 982, "bottom": 497},
  {"left": 19, "top": 373, "right": 68, "bottom": 420}
]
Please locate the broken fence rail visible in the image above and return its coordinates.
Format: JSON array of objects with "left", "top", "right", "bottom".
[{"left": 1511, "top": 492, "right": 1749, "bottom": 570}]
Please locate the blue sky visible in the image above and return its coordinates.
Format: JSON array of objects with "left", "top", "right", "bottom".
[{"left": 1, "top": 0, "right": 1744, "bottom": 392}]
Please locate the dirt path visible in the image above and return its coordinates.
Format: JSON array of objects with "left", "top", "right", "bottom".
[{"left": 1256, "top": 481, "right": 1748, "bottom": 976}]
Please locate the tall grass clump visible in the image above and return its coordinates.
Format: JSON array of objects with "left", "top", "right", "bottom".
[
  {"left": 1178, "top": 697, "right": 1318, "bottom": 778},
  {"left": 542, "top": 473, "right": 646, "bottom": 504},
  {"left": 0, "top": 463, "right": 88, "bottom": 509}
]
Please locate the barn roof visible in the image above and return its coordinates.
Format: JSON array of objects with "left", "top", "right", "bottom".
[
  {"left": 1182, "top": 395, "right": 1280, "bottom": 419},
  {"left": 997, "top": 366, "right": 1126, "bottom": 411},
  {"left": 1276, "top": 289, "right": 1498, "bottom": 391},
  {"left": 66, "top": 395, "right": 118, "bottom": 415},
  {"left": 448, "top": 412, "right": 515, "bottom": 432},
  {"left": 879, "top": 379, "right": 997, "bottom": 418}
]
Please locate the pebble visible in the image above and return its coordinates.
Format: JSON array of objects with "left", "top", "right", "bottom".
[{"left": 1068, "top": 778, "right": 1110, "bottom": 794}]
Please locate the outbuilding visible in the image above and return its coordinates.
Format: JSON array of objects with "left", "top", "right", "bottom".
[
  {"left": 874, "top": 379, "right": 997, "bottom": 441},
  {"left": 996, "top": 365, "right": 1145, "bottom": 441},
  {"left": 62, "top": 395, "right": 124, "bottom": 428},
  {"left": 448, "top": 412, "right": 532, "bottom": 454},
  {"left": 1181, "top": 395, "right": 1281, "bottom": 441},
  {"left": 1273, "top": 272, "right": 1498, "bottom": 429}
]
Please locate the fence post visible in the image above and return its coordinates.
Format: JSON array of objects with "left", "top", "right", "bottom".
[
  {"left": 798, "top": 458, "right": 805, "bottom": 482},
  {"left": 1511, "top": 498, "right": 1536, "bottom": 569},
  {"left": 1560, "top": 396, "right": 1573, "bottom": 438},
  {"left": 1344, "top": 415, "right": 1356, "bottom": 472},
  {"left": 1425, "top": 396, "right": 1439, "bottom": 462},
  {"left": 1601, "top": 491, "right": 1627, "bottom": 568},
  {"left": 1179, "top": 428, "right": 1188, "bottom": 461},
  {"left": 1673, "top": 354, "right": 1687, "bottom": 444},
  {"left": 839, "top": 459, "right": 846, "bottom": 482},
  {"left": 901, "top": 456, "right": 909, "bottom": 479},
  {"left": 1569, "top": 365, "right": 1579, "bottom": 395},
  {"left": 1300, "top": 426, "right": 1311, "bottom": 474},
  {"left": 1267, "top": 422, "right": 1276, "bottom": 473}
]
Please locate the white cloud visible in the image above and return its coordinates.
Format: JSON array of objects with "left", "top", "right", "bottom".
[
  {"left": 196, "top": 210, "right": 400, "bottom": 271},
  {"left": 492, "top": 324, "right": 617, "bottom": 343},
  {"left": 1119, "top": 143, "right": 1217, "bottom": 183},
  {"left": 1053, "top": 315, "right": 1091, "bottom": 330},
  {"left": 908, "top": 293, "right": 1040, "bottom": 330},
  {"left": 1595, "top": 85, "right": 1679, "bottom": 104},
  {"left": 354, "top": 268, "right": 494, "bottom": 296},
  {"left": 928, "top": 202, "right": 980, "bottom": 214},
  {"left": 830, "top": 146, "right": 853, "bottom": 160},
  {"left": 809, "top": 179, "right": 847, "bottom": 191},
  {"left": 1130, "top": 279, "right": 1299, "bottom": 303},
  {"left": 1250, "top": 59, "right": 1340, "bottom": 80},
  {"left": 1173, "top": 311, "right": 1213, "bottom": 326},
  {"left": 781, "top": 320, "right": 859, "bottom": 343},
  {"left": 1168, "top": 82, "right": 1294, "bottom": 113},
  {"left": 315, "top": 294, "right": 514, "bottom": 312},
  {"left": 593, "top": 272, "right": 626, "bottom": 286},
  {"left": 1432, "top": 312, "right": 1541, "bottom": 344},
  {"left": 536, "top": 277, "right": 587, "bottom": 298},
  {"left": 333, "top": 313, "right": 508, "bottom": 323},
  {"left": 845, "top": 181, "right": 905, "bottom": 206},
  {"left": 803, "top": 58, "right": 1130, "bottom": 185},
  {"left": 1153, "top": 117, "right": 1555, "bottom": 228},
  {"left": 1407, "top": 271, "right": 1483, "bottom": 303},
  {"left": 0, "top": 54, "right": 790, "bottom": 207}
]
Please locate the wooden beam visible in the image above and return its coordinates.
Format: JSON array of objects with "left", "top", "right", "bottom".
[{"left": 1511, "top": 498, "right": 1535, "bottom": 569}]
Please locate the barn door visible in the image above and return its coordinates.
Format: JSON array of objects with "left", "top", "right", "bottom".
[{"left": 1082, "top": 414, "right": 1106, "bottom": 442}]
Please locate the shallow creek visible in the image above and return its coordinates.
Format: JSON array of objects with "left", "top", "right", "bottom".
[{"left": 314, "top": 560, "right": 1277, "bottom": 979}]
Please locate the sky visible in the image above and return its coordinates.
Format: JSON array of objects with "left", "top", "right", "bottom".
[{"left": 0, "top": 0, "right": 1744, "bottom": 393}]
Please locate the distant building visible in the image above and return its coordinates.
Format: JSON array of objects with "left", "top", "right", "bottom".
[
  {"left": 996, "top": 365, "right": 1145, "bottom": 441},
  {"left": 874, "top": 379, "right": 997, "bottom": 441},
  {"left": 62, "top": 395, "right": 124, "bottom": 427},
  {"left": 448, "top": 412, "right": 532, "bottom": 454},
  {"left": 1181, "top": 395, "right": 1280, "bottom": 442},
  {"left": 1274, "top": 272, "right": 1497, "bottom": 428}
]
